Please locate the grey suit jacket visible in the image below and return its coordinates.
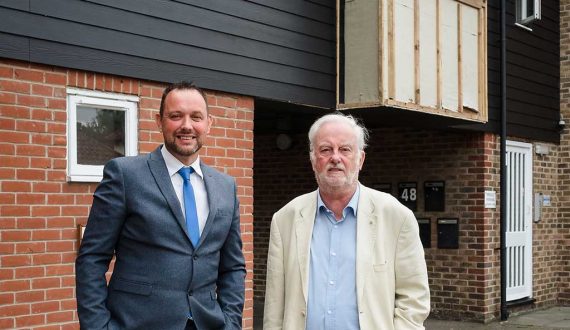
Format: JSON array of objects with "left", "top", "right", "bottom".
[{"left": 76, "top": 147, "right": 246, "bottom": 330}]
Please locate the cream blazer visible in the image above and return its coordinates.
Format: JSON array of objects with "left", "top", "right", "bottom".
[{"left": 263, "top": 184, "right": 430, "bottom": 330}]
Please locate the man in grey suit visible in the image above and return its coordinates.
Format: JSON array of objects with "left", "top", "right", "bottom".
[{"left": 76, "top": 81, "right": 246, "bottom": 330}]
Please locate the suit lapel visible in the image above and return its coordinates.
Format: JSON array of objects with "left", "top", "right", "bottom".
[
  {"left": 147, "top": 147, "right": 190, "bottom": 243},
  {"left": 356, "top": 185, "right": 378, "bottom": 307},
  {"left": 198, "top": 163, "right": 219, "bottom": 248},
  {"left": 295, "top": 191, "right": 317, "bottom": 304}
]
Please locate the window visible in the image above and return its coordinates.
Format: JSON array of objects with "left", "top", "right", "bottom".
[
  {"left": 67, "top": 88, "right": 138, "bottom": 182},
  {"left": 516, "top": 0, "right": 541, "bottom": 25}
]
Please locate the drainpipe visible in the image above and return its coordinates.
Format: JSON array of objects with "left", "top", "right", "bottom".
[{"left": 500, "top": 0, "right": 509, "bottom": 321}]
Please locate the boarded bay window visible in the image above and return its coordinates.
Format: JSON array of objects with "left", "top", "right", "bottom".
[
  {"left": 516, "top": 0, "right": 541, "bottom": 25},
  {"left": 338, "top": 0, "right": 488, "bottom": 123},
  {"left": 66, "top": 88, "right": 138, "bottom": 182}
]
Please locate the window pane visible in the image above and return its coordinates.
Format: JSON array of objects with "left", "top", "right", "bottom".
[
  {"left": 526, "top": 0, "right": 534, "bottom": 18},
  {"left": 76, "top": 106, "right": 126, "bottom": 165}
]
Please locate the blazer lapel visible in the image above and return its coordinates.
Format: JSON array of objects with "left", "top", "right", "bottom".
[
  {"left": 147, "top": 147, "right": 190, "bottom": 243},
  {"left": 356, "top": 185, "right": 378, "bottom": 307},
  {"left": 197, "top": 163, "right": 219, "bottom": 248},
  {"left": 295, "top": 191, "right": 317, "bottom": 304}
]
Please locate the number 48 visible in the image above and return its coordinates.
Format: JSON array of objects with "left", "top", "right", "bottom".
[{"left": 401, "top": 188, "right": 417, "bottom": 201}]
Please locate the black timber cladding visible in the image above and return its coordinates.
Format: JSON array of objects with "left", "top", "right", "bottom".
[
  {"left": 0, "top": 0, "right": 336, "bottom": 108},
  {"left": 0, "top": 0, "right": 560, "bottom": 142},
  {"left": 474, "top": 0, "right": 560, "bottom": 142}
]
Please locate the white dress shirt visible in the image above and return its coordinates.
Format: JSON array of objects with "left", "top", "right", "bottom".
[{"left": 161, "top": 146, "right": 209, "bottom": 235}]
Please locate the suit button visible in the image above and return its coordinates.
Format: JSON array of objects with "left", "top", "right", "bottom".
[
  {"left": 193, "top": 255, "right": 198, "bottom": 260},
  {"left": 188, "top": 291, "right": 193, "bottom": 296}
]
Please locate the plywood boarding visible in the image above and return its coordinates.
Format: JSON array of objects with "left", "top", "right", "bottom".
[
  {"left": 338, "top": 0, "right": 487, "bottom": 123},
  {"left": 343, "top": 0, "right": 380, "bottom": 104},
  {"left": 441, "top": 0, "right": 459, "bottom": 112},
  {"left": 393, "top": 0, "right": 415, "bottom": 103},
  {"left": 419, "top": 0, "right": 438, "bottom": 108},
  {"left": 461, "top": 4, "right": 479, "bottom": 111}
]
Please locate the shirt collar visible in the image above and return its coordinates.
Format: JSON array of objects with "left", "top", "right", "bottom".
[
  {"left": 160, "top": 145, "right": 204, "bottom": 179},
  {"left": 317, "top": 184, "right": 360, "bottom": 218}
]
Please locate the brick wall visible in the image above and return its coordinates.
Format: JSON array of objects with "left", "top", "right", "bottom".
[
  {"left": 0, "top": 58, "right": 254, "bottom": 329},
  {"left": 559, "top": 0, "right": 570, "bottom": 306},
  {"left": 253, "top": 127, "right": 567, "bottom": 322}
]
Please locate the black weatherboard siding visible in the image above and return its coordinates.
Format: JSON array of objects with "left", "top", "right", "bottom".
[
  {"left": 0, "top": 0, "right": 336, "bottom": 108},
  {"left": 0, "top": 0, "right": 559, "bottom": 142},
  {"left": 471, "top": 0, "right": 560, "bottom": 143}
]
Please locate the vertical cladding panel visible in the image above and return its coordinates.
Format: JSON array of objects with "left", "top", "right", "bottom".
[
  {"left": 419, "top": 0, "right": 437, "bottom": 108},
  {"left": 441, "top": 0, "right": 458, "bottom": 112},
  {"left": 460, "top": 4, "right": 479, "bottom": 111},
  {"left": 344, "top": 0, "right": 380, "bottom": 104},
  {"left": 393, "top": 0, "right": 415, "bottom": 103}
]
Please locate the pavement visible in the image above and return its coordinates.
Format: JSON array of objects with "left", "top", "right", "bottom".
[
  {"left": 425, "top": 306, "right": 570, "bottom": 330},
  {"left": 253, "top": 305, "right": 570, "bottom": 329}
]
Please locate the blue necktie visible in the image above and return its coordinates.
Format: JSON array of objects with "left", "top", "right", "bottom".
[{"left": 178, "top": 167, "right": 200, "bottom": 247}]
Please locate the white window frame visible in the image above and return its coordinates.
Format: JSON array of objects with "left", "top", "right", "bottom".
[
  {"left": 516, "top": 0, "right": 541, "bottom": 26},
  {"left": 66, "top": 88, "right": 139, "bottom": 182}
]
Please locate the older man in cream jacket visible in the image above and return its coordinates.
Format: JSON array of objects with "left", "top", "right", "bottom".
[{"left": 264, "top": 113, "right": 430, "bottom": 330}]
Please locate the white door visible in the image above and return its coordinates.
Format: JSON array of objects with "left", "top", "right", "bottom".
[{"left": 505, "top": 140, "right": 533, "bottom": 301}]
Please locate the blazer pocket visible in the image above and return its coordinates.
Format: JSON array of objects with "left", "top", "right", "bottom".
[
  {"left": 373, "top": 262, "right": 388, "bottom": 272},
  {"left": 112, "top": 277, "right": 153, "bottom": 296}
]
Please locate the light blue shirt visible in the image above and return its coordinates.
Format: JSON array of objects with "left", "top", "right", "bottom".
[{"left": 306, "top": 186, "right": 360, "bottom": 330}]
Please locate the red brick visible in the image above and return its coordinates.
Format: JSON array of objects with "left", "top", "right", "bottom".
[
  {"left": 32, "top": 206, "right": 61, "bottom": 217},
  {"left": 32, "top": 253, "right": 62, "bottom": 265},
  {"left": 0, "top": 169, "right": 15, "bottom": 181},
  {"left": 14, "top": 69, "right": 44, "bottom": 82},
  {"left": 16, "top": 120, "right": 46, "bottom": 133},
  {"left": 47, "top": 147, "right": 66, "bottom": 159},
  {"left": 0, "top": 66, "right": 13, "bottom": 78},
  {"left": 0, "top": 293, "right": 14, "bottom": 305},
  {"left": 32, "top": 301, "right": 59, "bottom": 314},
  {"left": 32, "top": 230, "right": 61, "bottom": 241},
  {"left": 0, "top": 131, "right": 29, "bottom": 144},
  {"left": 46, "top": 287, "right": 74, "bottom": 300},
  {"left": 47, "top": 170, "right": 66, "bottom": 181},
  {"left": 46, "top": 264, "right": 74, "bottom": 277},
  {"left": 0, "top": 304, "right": 30, "bottom": 317},
  {"left": 16, "top": 217, "right": 46, "bottom": 229},
  {"left": 33, "top": 182, "right": 61, "bottom": 193},
  {"left": 0, "top": 91, "right": 16, "bottom": 104},
  {"left": 0, "top": 205, "right": 30, "bottom": 216},
  {"left": 0, "top": 117, "right": 15, "bottom": 130},
  {"left": 0, "top": 268, "right": 14, "bottom": 281},
  {"left": 17, "top": 169, "right": 46, "bottom": 181},
  {"left": 29, "top": 136, "right": 52, "bottom": 149},
  {"left": 0, "top": 279, "right": 31, "bottom": 292},
  {"left": 0, "top": 143, "right": 15, "bottom": 155},
  {"left": 0, "top": 242, "right": 15, "bottom": 254},
  {"left": 46, "top": 241, "right": 74, "bottom": 252},
  {"left": 32, "top": 277, "right": 60, "bottom": 290},
  {"left": 1, "top": 255, "right": 32, "bottom": 267},
  {"left": 15, "top": 266, "right": 46, "bottom": 279},
  {"left": 16, "top": 144, "right": 46, "bottom": 156},
  {"left": 31, "top": 84, "right": 53, "bottom": 96},
  {"left": 0, "top": 318, "right": 15, "bottom": 329},
  {"left": 17, "top": 94, "right": 47, "bottom": 107},
  {"left": 47, "top": 98, "right": 66, "bottom": 110},
  {"left": 15, "top": 313, "right": 45, "bottom": 327},
  {"left": 0, "top": 104, "right": 30, "bottom": 118},
  {"left": 16, "top": 290, "right": 45, "bottom": 303},
  {"left": 45, "top": 72, "right": 66, "bottom": 85},
  {"left": 0, "top": 80, "right": 30, "bottom": 93},
  {"left": 47, "top": 310, "right": 75, "bottom": 323},
  {"left": 60, "top": 298, "right": 77, "bottom": 312}
]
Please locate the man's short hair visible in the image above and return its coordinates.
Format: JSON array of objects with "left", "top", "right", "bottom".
[{"left": 159, "top": 81, "right": 208, "bottom": 117}]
